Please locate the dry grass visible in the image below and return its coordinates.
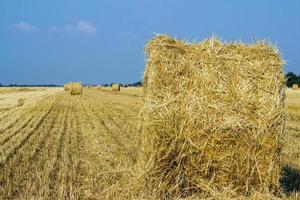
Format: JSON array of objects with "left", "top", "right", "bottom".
[
  {"left": 120, "top": 87, "right": 143, "bottom": 97},
  {"left": 0, "top": 88, "right": 141, "bottom": 199},
  {"left": 0, "top": 87, "right": 40, "bottom": 94},
  {"left": 0, "top": 87, "right": 61, "bottom": 110},
  {"left": 281, "top": 89, "right": 300, "bottom": 199},
  {"left": 18, "top": 87, "right": 37, "bottom": 92}
]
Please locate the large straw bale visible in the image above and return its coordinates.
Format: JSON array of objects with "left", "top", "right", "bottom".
[
  {"left": 292, "top": 84, "right": 299, "bottom": 90},
  {"left": 112, "top": 83, "right": 121, "bottom": 91},
  {"left": 139, "top": 35, "right": 286, "bottom": 198},
  {"left": 70, "top": 82, "right": 82, "bottom": 95}
]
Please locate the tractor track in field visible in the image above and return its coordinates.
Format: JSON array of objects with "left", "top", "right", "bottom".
[
  {"left": 78, "top": 94, "right": 121, "bottom": 152},
  {"left": 0, "top": 115, "right": 36, "bottom": 145},
  {"left": 3, "top": 93, "right": 70, "bottom": 199},
  {"left": 75, "top": 90, "right": 141, "bottom": 198},
  {"left": 0, "top": 106, "right": 41, "bottom": 134},
  {"left": 30, "top": 94, "right": 70, "bottom": 199},
  {"left": 48, "top": 97, "right": 71, "bottom": 199},
  {"left": 0, "top": 98, "right": 56, "bottom": 166},
  {"left": 73, "top": 95, "right": 109, "bottom": 199},
  {"left": 0, "top": 101, "right": 53, "bottom": 146},
  {"left": 74, "top": 92, "right": 134, "bottom": 198},
  {"left": 0, "top": 107, "right": 21, "bottom": 123},
  {"left": 65, "top": 97, "right": 86, "bottom": 199},
  {"left": 82, "top": 93, "right": 138, "bottom": 154},
  {"left": 0, "top": 96, "right": 56, "bottom": 137},
  {"left": 0, "top": 94, "right": 62, "bottom": 199},
  {"left": 0, "top": 97, "right": 55, "bottom": 133},
  {"left": 3, "top": 96, "right": 63, "bottom": 198}
]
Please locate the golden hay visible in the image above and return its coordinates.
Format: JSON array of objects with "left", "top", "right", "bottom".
[
  {"left": 17, "top": 98, "right": 25, "bottom": 106},
  {"left": 18, "top": 87, "right": 35, "bottom": 92},
  {"left": 96, "top": 85, "right": 102, "bottom": 90},
  {"left": 292, "top": 84, "right": 299, "bottom": 90},
  {"left": 70, "top": 82, "right": 82, "bottom": 95},
  {"left": 64, "top": 83, "right": 71, "bottom": 91},
  {"left": 138, "top": 35, "right": 286, "bottom": 198},
  {"left": 112, "top": 83, "right": 121, "bottom": 91}
]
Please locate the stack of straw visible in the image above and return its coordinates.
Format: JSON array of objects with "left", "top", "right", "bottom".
[
  {"left": 112, "top": 83, "right": 121, "bottom": 91},
  {"left": 138, "top": 35, "right": 286, "bottom": 198},
  {"left": 64, "top": 83, "right": 71, "bottom": 91},
  {"left": 70, "top": 82, "right": 82, "bottom": 95},
  {"left": 96, "top": 85, "right": 102, "bottom": 90},
  {"left": 292, "top": 84, "right": 299, "bottom": 90}
]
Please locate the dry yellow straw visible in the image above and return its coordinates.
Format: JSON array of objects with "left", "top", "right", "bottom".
[{"left": 138, "top": 35, "right": 286, "bottom": 198}]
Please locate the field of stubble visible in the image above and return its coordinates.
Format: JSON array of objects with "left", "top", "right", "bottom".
[{"left": 0, "top": 87, "right": 299, "bottom": 199}]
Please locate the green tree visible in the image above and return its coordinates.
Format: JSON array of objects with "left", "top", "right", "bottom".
[{"left": 286, "top": 72, "right": 300, "bottom": 87}]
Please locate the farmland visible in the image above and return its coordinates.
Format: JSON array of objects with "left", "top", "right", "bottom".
[
  {"left": 0, "top": 87, "right": 299, "bottom": 199},
  {"left": 0, "top": 87, "right": 141, "bottom": 199}
]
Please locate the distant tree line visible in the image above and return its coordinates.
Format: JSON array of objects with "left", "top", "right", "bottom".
[
  {"left": 286, "top": 72, "right": 300, "bottom": 87},
  {"left": 1, "top": 73, "right": 299, "bottom": 88},
  {"left": 119, "top": 81, "right": 143, "bottom": 87},
  {"left": 0, "top": 82, "right": 143, "bottom": 88},
  {"left": 0, "top": 83, "right": 61, "bottom": 87},
  {"left": 101, "top": 81, "right": 143, "bottom": 87}
]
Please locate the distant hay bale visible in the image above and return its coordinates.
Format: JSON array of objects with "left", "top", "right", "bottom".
[
  {"left": 70, "top": 82, "right": 82, "bottom": 95},
  {"left": 19, "top": 87, "right": 34, "bottom": 92},
  {"left": 138, "top": 35, "right": 286, "bottom": 198},
  {"left": 64, "top": 83, "right": 71, "bottom": 91},
  {"left": 112, "top": 83, "right": 120, "bottom": 91},
  {"left": 17, "top": 98, "right": 25, "bottom": 106},
  {"left": 292, "top": 84, "right": 299, "bottom": 90},
  {"left": 96, "top": 85, "right": 102, "bottom": 90}
]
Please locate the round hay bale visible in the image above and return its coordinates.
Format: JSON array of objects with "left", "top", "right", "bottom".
[
  {"left": 96, "top": 85, "right": 102, "bottom": 90},
  {"left": 70, "top": 82, "right": 82, "bottom": 95},
  {"left": 64, "top": 83, "right": 71, "bottom": 91},
  {"left": 292, "top": 84, "right": 299, "bottom": 90},
  {"left": 112, "top": 83, "right": 120, "bottom": 91}
]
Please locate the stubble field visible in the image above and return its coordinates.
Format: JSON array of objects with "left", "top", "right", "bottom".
[{"left": 0, "top": 87, "right": 299, "bottom": 199}]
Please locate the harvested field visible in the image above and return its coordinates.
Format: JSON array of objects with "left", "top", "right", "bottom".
[
  {"left": 0, "top": 87, "right": 141, "bottom": 199},
  {"left": 0, "top": 87, "right": 299, "bottom": 199},
  {"left": 0, "top": 87, "right": 61, "bottom": 111}
]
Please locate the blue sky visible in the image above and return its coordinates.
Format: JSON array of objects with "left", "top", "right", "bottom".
[{"left": 0, "top": 0, "right": 299, "bottom": 85}]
